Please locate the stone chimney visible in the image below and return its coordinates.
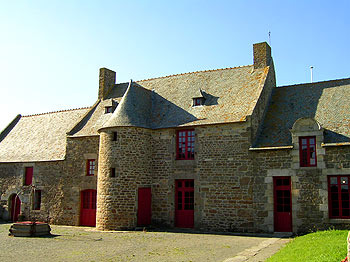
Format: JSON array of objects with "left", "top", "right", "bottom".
[
  {"left": 253, "top": 42, "right": 272, "bottom": 69},
  {"left": 99, "top": 68, "right": 116, "bottom": 100}
]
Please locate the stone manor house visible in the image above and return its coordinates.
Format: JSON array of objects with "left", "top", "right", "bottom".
[{"left": 1, "top": 42, "right": 350, "bottom": 233}]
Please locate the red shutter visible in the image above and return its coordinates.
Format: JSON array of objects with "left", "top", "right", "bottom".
[{"left": 25, "top": 167, "right": 33, "bottom": 185}]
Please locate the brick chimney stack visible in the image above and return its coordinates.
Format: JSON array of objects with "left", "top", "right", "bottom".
[
  {"left": 253, "top": 42, "right": 272, "bottom": 69},
  {"left": 99, "top": 68, "right": 116, "bottom": 100}
]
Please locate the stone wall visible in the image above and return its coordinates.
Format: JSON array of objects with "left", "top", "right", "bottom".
[
  {"left": 97, "top": 127, "right": 152, "bottom": 230},
  {"left": 62, "top": 136, "right": 100, "bottom": 225},
  {"left": 250, "top": 62, "right": 276, "bottom": 145},
  {"left": 149, "top": 122, "right": 257, "bottom": 232},
  {"left": 0, "top": 161, "right": 65, "bottom": 223},
  {"left": 251, "top": 144, "right": 350, "bottom": 234}
]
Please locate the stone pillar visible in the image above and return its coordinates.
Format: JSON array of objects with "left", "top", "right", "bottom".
[
  {"left": 98, "top": 68, "right": 116, "bottom": 100},
  {"left": 253, "top": 42, "right": 272, "bottom": 69},
  {"left": 96, "top": 127, "right": 152, "bottom": 230}
]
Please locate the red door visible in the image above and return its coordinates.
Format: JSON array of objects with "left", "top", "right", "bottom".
[
  {"left": 137, "top": 188, "right": 152, "bottom": 226},
  {"left": 80, "top": 189, "right": 97, "bottom": 226},
  {"left": 10, "top": 194, "right": 21, "bottom": 222},
  {"left": 274, "top": 177, "right": 292, "bottom": 232},
  {"left": 175, "top": 179, "right": 194, "bottom": 228}
]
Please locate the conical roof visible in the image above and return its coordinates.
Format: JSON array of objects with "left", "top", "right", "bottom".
[{"left": 101, "top": 81, "right": 152, "bottom": 129}]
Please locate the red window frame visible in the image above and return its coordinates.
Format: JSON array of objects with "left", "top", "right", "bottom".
[
  {"left": 193, "top": 98, "right": 202, "bottom": 106},
  {"left": 299, "top": 136, "right": 317, "bottom": 167},
  {"left": 33, "top": 190, "right": 42, "bottom": 210},
  {"left": 86, "top": 159, "right": 96, "bottom": 176},
  {"left": 176, "top": 130, "right": 195, "bottom": 160},
  {"left": 105, "top": 106, "right": 113, "bottom": 113},
  {"left": 328, "top": 176, "right": 350, "bottom": 218},
  {"left": 24, "top": 167, "right": 33, "bottom": 185}
]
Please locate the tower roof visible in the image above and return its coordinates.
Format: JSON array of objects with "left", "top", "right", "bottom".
[{"left": 101, "top": 81, "right": 152, "bottom": 130}]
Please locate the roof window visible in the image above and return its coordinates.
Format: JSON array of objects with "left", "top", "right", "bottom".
[
  {"left": 193, "top": 97, "right": 205, "bottom": 106},
  {"left": 105, "top": 106, "right": 113, "bottom": 114}
]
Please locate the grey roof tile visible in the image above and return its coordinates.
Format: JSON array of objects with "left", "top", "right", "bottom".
[
  {"left": 0, "top": 108, "right": 89, "bottom": 162},
  {"left": 256, "top": 78, "right": 350, "bottom": 147}
]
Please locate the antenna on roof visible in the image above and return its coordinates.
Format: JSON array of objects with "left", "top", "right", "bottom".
[
  {"left": 310, "top": 66, "right": 314, "bottom": 83},
  {"left": 268, "top": 31, "right": 271, "bottom": 46}
]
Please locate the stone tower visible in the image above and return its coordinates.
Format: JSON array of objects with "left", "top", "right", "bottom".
[{"left": 96, "top": 81, "right": 153, "bottom": 230}]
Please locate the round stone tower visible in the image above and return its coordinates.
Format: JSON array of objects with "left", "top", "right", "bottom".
[{"left": 96, "top": 81, "right": 153, "bottom": 230}]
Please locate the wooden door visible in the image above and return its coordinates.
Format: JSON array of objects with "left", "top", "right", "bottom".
[
  {"left": 10, "top": 194, "right": 21, "bottom": 222},
  {"left": 80, "top": 189, "right": 97, "bottom": 226},
  {"left": 175, "top": 179, "right": 194, "bottom": 228},
  {"left": 137, "top": 187, "right": 152, "bottom": 226},
  {"left": 274, "top": 177, "right": 292, "bottom": 232}
]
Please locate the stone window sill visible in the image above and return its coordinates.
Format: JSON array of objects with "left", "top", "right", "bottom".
[
  {"left": 329, "top": 219, "right": 350, "bottom": 224},
  {"left": 175, "top": 159, "right": 196, "bottom": 167}
]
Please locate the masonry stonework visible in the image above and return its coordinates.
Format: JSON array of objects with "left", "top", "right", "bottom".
[{"left": 1, "top": 42, "right": 350, "bottom": 235}]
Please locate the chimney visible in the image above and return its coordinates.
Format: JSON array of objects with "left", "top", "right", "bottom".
[
  {"left": 253, "top": 42, "right": 272, "bottom": 69},
  {"left": 99, "top": 68, "right": 116, "bottom": 100}
]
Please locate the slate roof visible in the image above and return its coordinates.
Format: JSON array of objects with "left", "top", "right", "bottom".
[
  {"left": 102, "top": 81, "right": 152, "bottom": 129},
  {"left": 138, "top": 66, "right": 269, "bottom": 128},
  {"left": 70, "top": 65, "right": 270, "bottom": 135},
  {"left": 256, "top": 78, "right": 350, "bottom": 147},
  {"left": 0, "top": 64, "right": 271, "bottom": 161},
  {"left": 0, "top": 108, "right": 89, "bottom": 162}
]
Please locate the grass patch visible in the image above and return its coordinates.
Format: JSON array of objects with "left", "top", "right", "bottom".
[{"left": 267, "top": 230, "right": 348, "bottom": 262}]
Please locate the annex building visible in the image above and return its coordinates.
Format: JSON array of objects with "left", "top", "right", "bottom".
[{"left": 1, "top": 42, "right": 350, "bottom": 233}]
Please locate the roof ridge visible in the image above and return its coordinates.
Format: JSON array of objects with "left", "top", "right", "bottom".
[
  {"left": 277, "top": 77, "right": 350, "bottom": 89},
  {"left": 136, "top": 64, "right": 253, "bottom": 82},
  {"left": 23, "top": 106, "right": 91, "bottom": 118}
]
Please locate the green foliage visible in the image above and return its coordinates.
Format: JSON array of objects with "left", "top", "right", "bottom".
[{"left": 267, "top": 229, "right": 348, "bottom": 262}]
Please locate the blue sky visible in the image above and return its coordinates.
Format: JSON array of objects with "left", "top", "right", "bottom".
[{"left": 1, "top": 0, "right": 349, "bottom": 130}]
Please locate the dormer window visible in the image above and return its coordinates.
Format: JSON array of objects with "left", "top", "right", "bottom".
[
  {"left": 105, "top": 106, "right": 113, "bottom": 114},
  {"left": 193, "top": 97, "right": 205, "bottom": 106}
]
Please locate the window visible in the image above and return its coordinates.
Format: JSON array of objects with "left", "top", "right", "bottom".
[
  {"left": 329, "top": 176, "right": 350, "bottom": 218},
  {"left": 299, "top": 136, "right": 316, "bottom": 167},
  {"left": 176, "top": 130, "right": 195, "bottom": 160},
  {"left": 86, "top": 159, "right": 96, "bottom": 176},
  {"left": 105, "top": 106, "right": 113, "bottom": 113},
  {"left": 24, "top": 167, "right": 33, "bottom": 185},
  {"left": 112, "top": 132, "right": 117, "bottom": 141},
  {"left": 193, "top": 98, "right": 204, "bottom": 106},
  {"left": 33, "top": 190, "right": 41, "bottom": 210},
  {"left": 110, "top": 168, "right": 116, "bottom": 178}
]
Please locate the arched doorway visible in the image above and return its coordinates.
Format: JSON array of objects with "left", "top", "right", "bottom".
[
  {"left": 80, "top": 189, "right": 97, "bottom": 226},
  {"left": 10, "top": 194, "right": 21, "bottom": 222}
]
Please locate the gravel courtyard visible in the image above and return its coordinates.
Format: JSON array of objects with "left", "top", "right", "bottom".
[{"left": 0, "top": 223, "right": 289, "bottom": 262}]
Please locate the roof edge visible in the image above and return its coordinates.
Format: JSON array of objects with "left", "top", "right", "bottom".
[
  {"left": 0, "top": 158, "right": 65, "bottom": 164},
  {"left": 67, "top": 100, "right": 101, "bottom": 136},
  {"left": 135, "top": 65, "right": 253, "bottom": 83},
  {"left": 249, "top": 145, "right": 293, "bottom": 151},
  {"left": 0, "top": 114, "right": 21, "bottom": 143},
  {"left": 277, "top": 77, "right": 350, "bottom": 89}
]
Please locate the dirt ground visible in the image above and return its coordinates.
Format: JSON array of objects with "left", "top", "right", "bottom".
[{"left": 0, "top": 223, "right": 290, "bottom": 262}]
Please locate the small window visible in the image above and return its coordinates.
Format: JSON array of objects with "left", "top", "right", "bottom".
[
  {"left": 33, "top": 190, "right": 41, "bottom": 210},
  {"left": 112, "top": 132, "right": 117, "bottom": 141},
  {"left": 176, "top": 129, "right": 195, "bottom": 160},
  {"left": 193, "top": 98, "right": 204, "bottom": 106},
  {"left": 110, "top": 168, "right": 116, "bottom": 178},
  {"left": 328, "top": 176, "right": 350, "bottom": 218},
  {"left": 105, "top": 106, "right": 113, "bottom": 113},
  {"left": 86, "top": 159, "right": 96, "bottom": 176},
  {"left": 299, "top": 136, "right": 316, "bottom": 167},
  {"left": 24, "top": 167, "right": 33, "bottom": 185}
]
